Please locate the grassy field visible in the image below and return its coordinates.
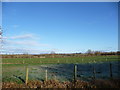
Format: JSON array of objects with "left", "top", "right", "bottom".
[
  {"left": 2, "top": 55, "right": 120, "bottom": 85},
  {"left": 2, "top": 55, "right": 119, "bottom": 65}
]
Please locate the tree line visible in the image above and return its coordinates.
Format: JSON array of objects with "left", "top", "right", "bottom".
[{"left": 1, "top": 51, "right": 119, "bottom": 58}]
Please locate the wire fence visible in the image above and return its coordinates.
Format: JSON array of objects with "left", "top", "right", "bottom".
[
  {"left": 2, "top": 61, "right": 120, "bottom": 84},
  {"left": 22, "top": 61, "right": 119, "bottom": 84}
]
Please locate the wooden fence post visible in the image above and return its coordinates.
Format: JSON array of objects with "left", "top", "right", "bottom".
[
  {"left": 57, "top": 60, "right": 59, "bottom": 64},
  {"left": 93, "top": 65, "right": 96, "bottom": 79},
  {"left": 82, "top": 59, "right": 83, "bottom": 62},
  {"left": 106, "top": 58, "right": 107, "bottom": 61},
  {"left": 23, "top": 60, "right": 24, "bottom": 64},
  {"left": 25, "top": 67, "right": 29, "bottom": 84},
  {"left": 74, "top": 64, "right": 77, "bottom": 82},
  {"left": 54, "top": 75, "right": 57, "bottom": 81},
  {"left": 109, "top": 63, "right": 112, "bottom": 78},
  {"left": 45, "top": 69, "right": 48, "bottom": 81}
]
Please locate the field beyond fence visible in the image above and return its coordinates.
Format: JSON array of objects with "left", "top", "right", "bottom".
[{"left": 2, "top": 55, "right": 120, "bottom": 88}]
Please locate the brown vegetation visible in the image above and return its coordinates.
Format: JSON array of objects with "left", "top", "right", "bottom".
[
  {"left": 2, "top": 79, "right": 120, "bottom": 89},
  {"left": 1, "top": 51, "right": 119, "bottom": 58},
  {"left": 2, "top": 80, "right": 95, "bottom": 88}
]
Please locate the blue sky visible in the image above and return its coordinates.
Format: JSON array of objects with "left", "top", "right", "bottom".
[
  {"left": 0, "top": 2, "right": 1, "bottom": 25},
  {"left": 2, "top": 2, "right": 118, "bottom": 54}
]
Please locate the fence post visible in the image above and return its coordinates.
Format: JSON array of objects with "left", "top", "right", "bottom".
[
  {"left": 109, "top": 63, "right": 112, "bottom": 78},
  {"left": 74, "top": 64, "right": 77, "bottom": 82},
  {"left": 25, "top": 67, "right": 29, "bottom": 84},
  {"left": 23, "top": 60, "right": 24, "bottom": 64},
  {"left": 93, "top": 65, "right": 96, "bottom": 79},
  {"left": 54, "top": 75, "right": 57, "bottom": 81},
  {"left": 82, "top": 58, "right": 83, "bottom": 62},
  {"left": 57, "top": 60, "right": 59, "bottom": 64},
  {"left": 106, "top": 58, "right": 107, "bottom": 62},
  {"left": 66, "top": 60, "right": 67, "bottom": 63},
  {"left": 45, "top": 69, "right": 48, "bottom": 81}
]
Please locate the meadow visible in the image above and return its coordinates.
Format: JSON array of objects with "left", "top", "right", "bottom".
[
  {"left": 2, "top": 55, "right": 119, "bottom": 84},
  {"left": 2, "top": 55, "right": 119, "bottom": 64}
]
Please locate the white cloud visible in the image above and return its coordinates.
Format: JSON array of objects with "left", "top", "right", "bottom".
[
  {"left": 1, "top": 47, "right": 54, "bottom": 54},
  {"left": 5, "top": 40, "right": 49, "bottom": 47},
  {"left": 1, "top": 33, "right": 51, "bottom": 54},
  {"left": 8, "top": 34, "right": 36, "bottom": 39}
]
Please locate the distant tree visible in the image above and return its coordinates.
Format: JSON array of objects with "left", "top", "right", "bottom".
[
  {"left": 86, "top": 49, "right": 92, "bottom": 54},
  {"left": 50, "top": 51, "right": 56, "bottom": 54},
  {"left": 117, "top": 51, "right": 120, "bottom": 55},
  {"left": 86, "top": 49, "right": 94, "bottom": 56},
  {"left": 94, "top": 51, "right": 101, "bottom": 55},
  {"left": 50, "top": 51, "right": 56, "bottom": 58}
]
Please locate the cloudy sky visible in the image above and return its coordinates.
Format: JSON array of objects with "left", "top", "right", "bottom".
[{"left": 2, "top": 2, "right": 118, "bottom": 54}]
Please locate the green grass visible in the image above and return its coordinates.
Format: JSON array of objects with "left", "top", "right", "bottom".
[
  {"left": 2, "top": 55, "right": 119, "bottom": 65},
  {"left": 2, "top": 55, "right": 119, "bottom": 83}
]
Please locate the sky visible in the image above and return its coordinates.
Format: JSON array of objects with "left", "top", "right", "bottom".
[
  {"left": 0, "top": 2, "right": 1, "bottom": 26},
  {"left": 1, "top": 2, "right": 118, "bottom": 54}
]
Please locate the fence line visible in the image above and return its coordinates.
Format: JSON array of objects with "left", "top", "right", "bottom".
[{"left": 21, "top": 62, "right": 117, "bottom": 84}]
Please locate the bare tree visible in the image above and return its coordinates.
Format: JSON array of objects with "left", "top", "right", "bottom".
[
  {"left": 86, "top": 49, "right": 92, "bottom": 54},
  {"left": 50, "top": 51, "right": 55, "bottom": 58},
  {"left": 50, "top": 51, "right": 56, "bottom": 54}
]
